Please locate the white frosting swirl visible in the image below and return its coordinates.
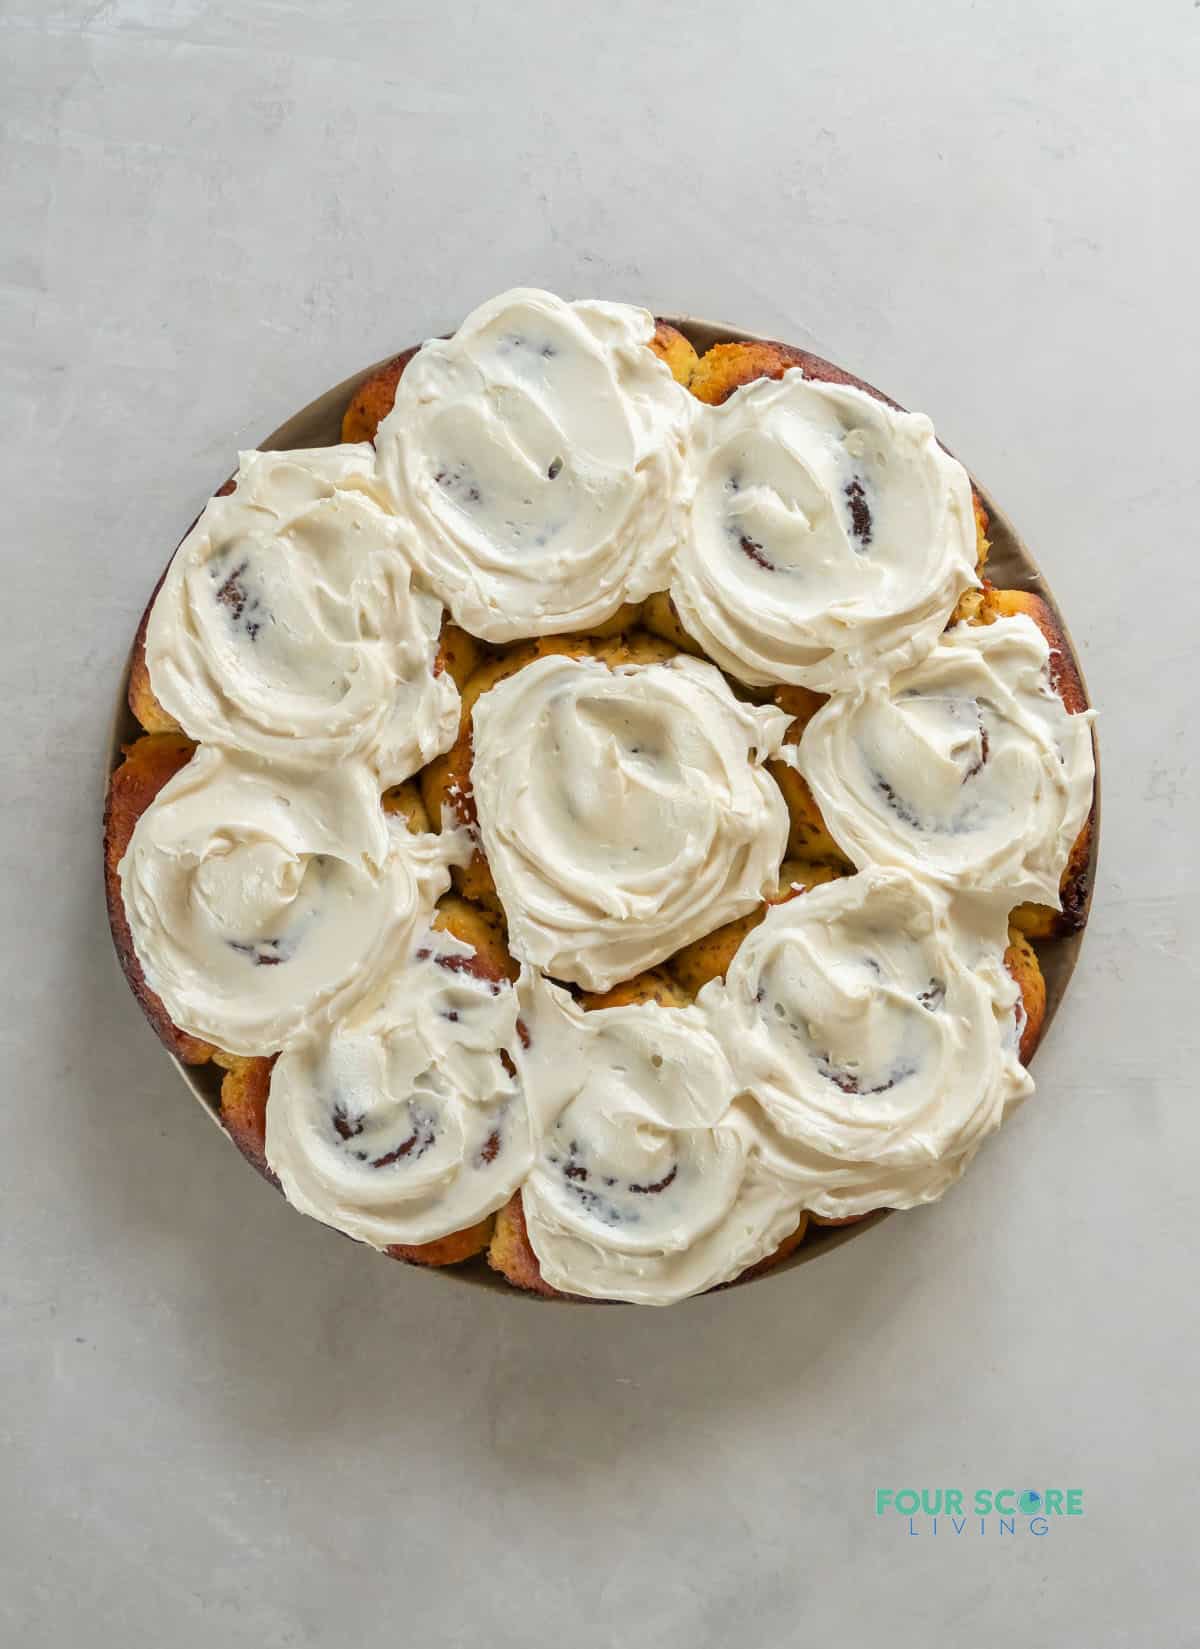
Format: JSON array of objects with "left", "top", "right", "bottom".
[
  {"left": 375, "top": 288, "right": 695, "bottom": 641},
  {"left": 703, "top": 868, "right": 1032, "bottom": 1218},
  {"left": 146, "top": 445, "right": 458, "bottom": 784},
  {"left": 670, "top": 370, "right": 978, "bottom": 690},
  {"left": 516, "top": 976, "right": 804, "bottom": 1305},
  {"left": 265, "top": 924, "right": 532, "bottom": 1248},
  {"left": 471, "top": 653, "right": 791, "bottom": 990},
  {"left": 119, "top": 747, "right": 463, "bottom": 1055},
  {"left": 796, "top": 614, "right": 1095, "bottom": 907}
]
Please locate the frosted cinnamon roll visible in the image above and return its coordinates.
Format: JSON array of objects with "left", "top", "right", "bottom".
[
  {"left": 145, "top": 445, "right": 458, "bottom": 785},
  {"left": 265, "top": 918, "right": 532, "bottom": 1250},
  {"left": 119, "top": 748, "right": 463, "bottom": 1055},
  {"left": 374, "top": 288, "right": 695, "bottom": 642},
  {"left": 513, "top": 975, "right": 803, "bottom": 1305},
  {"left": 796, "top": 614, "right": 1096, "bottom": 909},
  {"left": 470, "top": 653, "right": 791, "bottom": 991},
  {"left": 670, "top": 371, "right": 978, "bottom": 690},
  {"left": 703, "top": 868, "right": 1032, "bottom": 1218}
]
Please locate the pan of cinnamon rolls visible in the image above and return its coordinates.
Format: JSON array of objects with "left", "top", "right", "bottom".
[{"left": 104, "top": 289, "right": 1098, "bottom": 1305}]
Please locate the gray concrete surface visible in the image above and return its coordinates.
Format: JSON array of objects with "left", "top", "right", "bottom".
[{"left": 2, "top": 2, "right": 1197, "bottom": 1643}]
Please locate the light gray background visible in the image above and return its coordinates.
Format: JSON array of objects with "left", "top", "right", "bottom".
[{"left": 2, "top": 2, "right": 1197, "bottom": 1644}]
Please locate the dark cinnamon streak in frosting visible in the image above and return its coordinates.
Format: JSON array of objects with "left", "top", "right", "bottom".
[
  {"left": 228, "top": 938, "right": 288, "bottom": 967},
  {"left": 332, "top": 1099, "right": 438, "bottom": 1169},
  {"left": 844, "top": 479, "right": 873, "bottom": 547},
  {"left": 214, "top": 558, "right": 263, "bottom": 640},
  {"left": 738, "top": 533, "right": 776, "bottom": 572}
]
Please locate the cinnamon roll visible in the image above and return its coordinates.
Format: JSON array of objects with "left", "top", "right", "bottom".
[
  {"left": 214, "top": 1120, "right": 497, "bottom": 1267},
  {"left": 669, "top": 369, "right": 978, "bottom": 691},
  {"left": 119, "top": 747, "right": 464, "bottom": 1055},
  {"left": 418, "top": 631, "right": 677, "bottom": 913},
  {"left": 703, "top": 868, "right": 1033, "bottom": 1219},
  {"left": 212, "top": 897, "right": 515, "bottom": 1267},
  {"left": 684, "top": 337, "right": 989, "bottom": 590},
  {"left": 264, "top": 907, "right": 533, "bottom": 1252},
  {"left": 144, "top": 445, "right": 458, "bottom": 785},
  {"left": 796, "top": 612, "right": 1096, "bottom": 911},
  {"left": 373, "top": 289, "right": 696, "bottom": 641},
  {"left": 497, "top": 974, "right": 806, "bottom": 1304},
  {"left": 765, "top": 907, "right": 1045, "bottom": 1233},
  {"left": 470, "top": 652, "right": 791, "bottom": 990}
]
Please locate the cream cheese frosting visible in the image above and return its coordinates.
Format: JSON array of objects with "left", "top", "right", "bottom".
[
  {"left": 374, "top": 288, "right": 695, "bottom": 641},
  {"left": 146, "top": 445, "right": 458, "bottom": 785},
  {"left": 796, "top": 614, "right": 1095, "bottom": 908},
  {"left": 515, "top": 975, "right": 805, "bottom": 1305},
  {"left": 670, "top": 370, "right": 978, "bottom": 691},
  {"left": 702, "top": 868, "right": 1033, "bottom": 1219},
  {"left": 470, "top": 653, "right": 792, "bottom": 991},
  {"left": 119, "top": 747, "right": 465, "bottom": 1055},
  {"left": 265, "top": 922, "right": 533, "bottom": 1249}
]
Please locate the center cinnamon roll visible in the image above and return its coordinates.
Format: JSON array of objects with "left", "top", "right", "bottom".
[{"left": 470, "top": 653, "right": 791, "bottom": 990}]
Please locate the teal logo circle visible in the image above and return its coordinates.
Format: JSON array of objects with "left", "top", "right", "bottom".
[{"left": 1019, "top": 1490, "right": 1042, "bottom": 1515}]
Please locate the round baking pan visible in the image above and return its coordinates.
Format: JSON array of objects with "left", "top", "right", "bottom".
[{"left": 105, "top": 316, "right": 1100, "bottom": 1297}]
